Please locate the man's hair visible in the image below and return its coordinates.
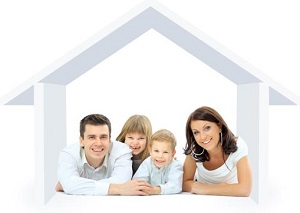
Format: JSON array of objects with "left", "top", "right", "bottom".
[{"left": 79, "top": 114, "right": 111, "bottom": 138}]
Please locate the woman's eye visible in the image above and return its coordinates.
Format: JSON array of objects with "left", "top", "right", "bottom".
[{"left": 204, "top": 126, "right": 211, "bottom": 131}]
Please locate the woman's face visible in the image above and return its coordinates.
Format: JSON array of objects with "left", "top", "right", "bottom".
[
  {"left": 124, "top": 132, "right": 147, "bottom": 156},
  {"left": 190, "top": 120, "right": 221, "bottom": 152}
]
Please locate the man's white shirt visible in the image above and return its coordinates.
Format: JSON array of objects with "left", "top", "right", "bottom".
[{"left": 57, "top": 140, "right": 132, "bottom": 195}]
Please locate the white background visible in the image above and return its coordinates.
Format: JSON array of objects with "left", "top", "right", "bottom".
[{"left": 0, "top": 0, "right": 300, "bottom": 212}]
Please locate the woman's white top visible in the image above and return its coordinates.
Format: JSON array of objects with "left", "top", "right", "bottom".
[{"left": 195, "top": 137, "right": 248, "bottom": 184}]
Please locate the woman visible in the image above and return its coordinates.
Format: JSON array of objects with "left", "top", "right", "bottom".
[
  {"left": 182, "top": 106, "right": 252, "bottom": 196},
  {"left": 116, "top": 114, "right": 152, "bottom": 175}
]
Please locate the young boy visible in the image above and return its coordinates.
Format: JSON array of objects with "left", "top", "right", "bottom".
[{"left": 132, "top": 129, "right": 183, "bottom": 195}]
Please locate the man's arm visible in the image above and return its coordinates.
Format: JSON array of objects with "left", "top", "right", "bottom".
[
  {"left": 58, "top": 150, "right": 103, "bottom": 195},
  {"left": 55, "top": 181, "right": 63, "bottom": 192}
]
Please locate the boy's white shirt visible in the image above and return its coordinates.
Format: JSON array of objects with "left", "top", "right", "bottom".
[{"left": 132, "top": 156, "right": 183, "bottom": 194}]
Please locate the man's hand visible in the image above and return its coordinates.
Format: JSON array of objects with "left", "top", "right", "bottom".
[{"left": 55, "top": 181, "right": 64, "bottom": 192}]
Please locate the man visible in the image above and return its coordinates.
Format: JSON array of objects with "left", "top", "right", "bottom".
[{"left": 56, "top": 114, "right": 152, "bottom": 195}]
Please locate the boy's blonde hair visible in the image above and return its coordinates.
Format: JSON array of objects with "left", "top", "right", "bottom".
[{"left": 150, "top": 129, "right": 177, "bottom": 150}]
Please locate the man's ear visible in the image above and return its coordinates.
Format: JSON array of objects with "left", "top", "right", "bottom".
[{"left": 79, "top": 136, "right": 84, "bottom": 148}]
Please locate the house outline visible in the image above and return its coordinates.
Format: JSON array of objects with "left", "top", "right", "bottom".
[{"left": 0, "top": 0, "right": 299, "bottom": 205}]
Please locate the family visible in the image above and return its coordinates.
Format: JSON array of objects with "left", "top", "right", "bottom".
[{"left": 55, "top": 106, "right": 252, "bottom": 196}]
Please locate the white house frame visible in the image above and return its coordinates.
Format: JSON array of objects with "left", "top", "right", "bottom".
[{"left": 1, "top": 0, "right": 299, "bottom": 205}]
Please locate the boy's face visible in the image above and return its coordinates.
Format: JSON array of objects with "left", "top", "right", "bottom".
[
  {"left": 149, "top": 140, "right": 175, "bottom": 169},
  {"left": 80, "top": 124, "right": 111, "bottom": 168}
]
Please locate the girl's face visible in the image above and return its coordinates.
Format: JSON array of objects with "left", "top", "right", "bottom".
[
  {"left": 149, "top": 140, "right": 175, "bottom": 169},
  {"left": 124, "top": 132, "right": 147, "bottom": 156},
  {"left": 190, "top": 120, "right": 221, "bottom": 152}
]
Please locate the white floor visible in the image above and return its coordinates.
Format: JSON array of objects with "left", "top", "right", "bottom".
[
  {"left": 13, "top": 187, "right": 292, "bottom": 213},
  {"left": 41, "top": 192, "right": 258, "bottom": 213}
]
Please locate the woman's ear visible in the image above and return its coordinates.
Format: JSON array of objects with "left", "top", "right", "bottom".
[{"left": 218, "top": 123, "right": 222, "bottom": 132}]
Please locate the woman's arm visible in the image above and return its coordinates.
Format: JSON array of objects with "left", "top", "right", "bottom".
[
  {"left": 182, "top": 155, "right": 197, "bottom": 192},
  {"left": 189, "top": 156, "right": 252, "bottom": 197}
]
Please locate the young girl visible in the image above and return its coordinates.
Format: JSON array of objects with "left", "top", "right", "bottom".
[
  {"left": 132, "top": 129, "right": 183, "bottom": 195},
  {"left": 116, "top": 114, "right": 152, "bottom": 175},
  {"left": 183, "top": 106, "right": 252, "bottom": 196}
]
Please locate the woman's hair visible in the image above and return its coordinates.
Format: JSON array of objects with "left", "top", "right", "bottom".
[
  {"left": 116, "top": 114, "right": 152, "bottom": 161},
  {"left": 150, "top": 129, "right": 177, "bottom": 151},
  {"left": 80, "top": 114, "right": 111, "bottom": 138},
  {"left": 183, "top": 106, "right": 237, "bottom": 162}
]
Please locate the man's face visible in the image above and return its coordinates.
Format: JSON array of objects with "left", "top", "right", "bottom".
[{"left": 80, "top": 124, "right": 111, "bottom": 168}]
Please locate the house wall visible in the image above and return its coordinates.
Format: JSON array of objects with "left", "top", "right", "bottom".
[
  {"left": 1, "top": 1, "right": 300, "bottom": 212},
  {"left": 66, "top": 29, "right": 237, "bottom": 164}
]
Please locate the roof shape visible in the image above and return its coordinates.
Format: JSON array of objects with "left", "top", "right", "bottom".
[{"left": 0, "top": 0, "right": 299, "bottom": 106}]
